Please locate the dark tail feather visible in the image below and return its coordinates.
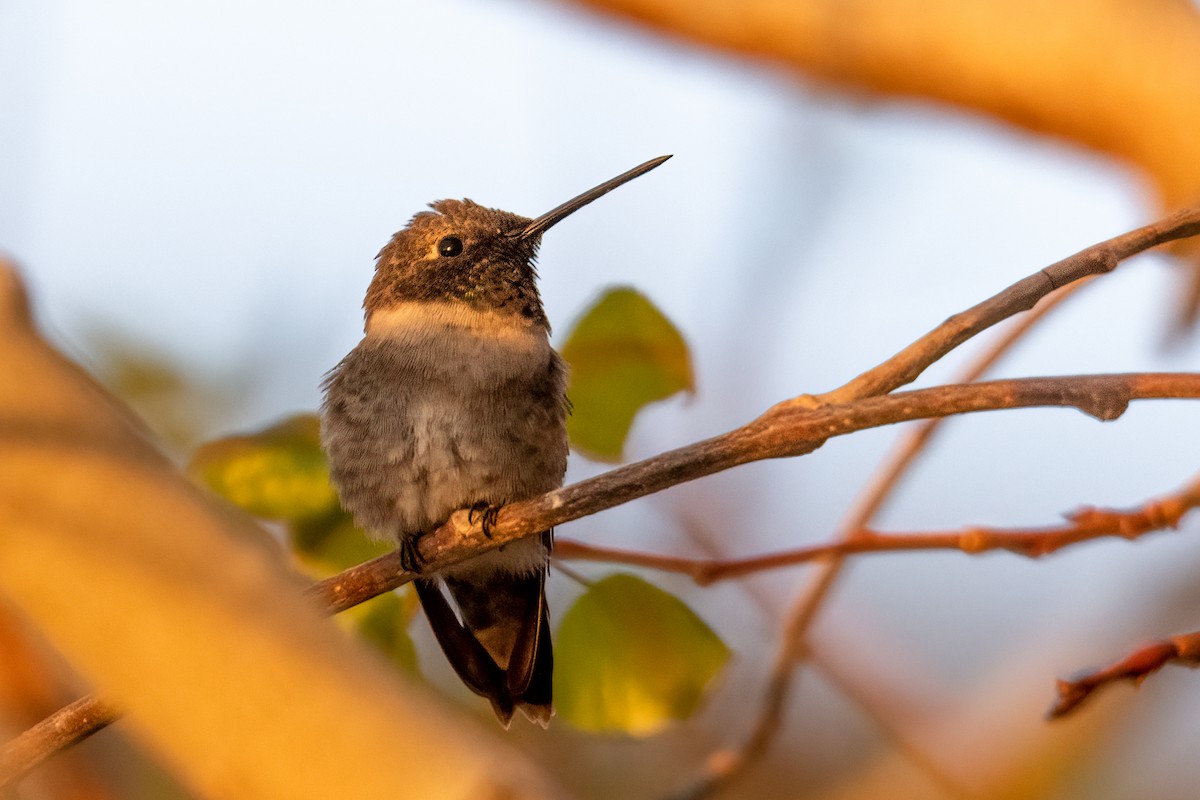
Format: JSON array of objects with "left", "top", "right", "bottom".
[
  {"left": 500, "top": 571, "right": 553, "bottom": 726},
  {"left": 414, "top": 578, "right": 514, "bottom": 724},
  {"left": 514, "top": 600, "right": 553, "bottom": 726},
  {"left": 420, "top": 562, "right": 553, "bottom": 726}
]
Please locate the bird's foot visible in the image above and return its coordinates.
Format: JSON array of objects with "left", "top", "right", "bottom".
[
  {"left": 468, "top": 501, "right": 501, "bottom": 539},
  {"left": 399, "top": 533, "right": 427, "bottom": 574}
]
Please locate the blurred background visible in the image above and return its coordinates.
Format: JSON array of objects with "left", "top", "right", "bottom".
[{"left": 2, "top": 1, "right": 1199, "bottom": 798}]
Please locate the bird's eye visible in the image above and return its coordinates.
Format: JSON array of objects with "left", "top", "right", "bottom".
[{"left": 437, "top": 236, "right": 464, "bottom": 257}]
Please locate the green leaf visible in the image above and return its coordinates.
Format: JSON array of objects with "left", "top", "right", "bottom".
[
  {"left": 188, "top": 414, "right": 341, "bottom": 523},
  {"left": 554, "top": 573, "right": 730, "bottom": 736},
  {"left": 560, "top": 287, "right": 693, "bottom": 462},
  {"left": 340, "top": 590, "right": 420, "bottom": 676},
  {"left": 291, "top": 512, "right": 392, "bottom": 576}
]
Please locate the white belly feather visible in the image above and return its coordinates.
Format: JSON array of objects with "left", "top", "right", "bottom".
[{"left": 322, "top": 300, "right": 568, "bottom": 578}]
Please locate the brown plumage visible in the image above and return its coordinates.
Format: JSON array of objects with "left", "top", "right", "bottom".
[{"left": 320, "top": 157, "right": 670, "bottom": 724}]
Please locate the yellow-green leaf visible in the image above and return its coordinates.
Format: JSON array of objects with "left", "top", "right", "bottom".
[
  {"left": 291, "top": 512, "right": 393, "bottom": 576},
  {"left": 560, "top": 287, "right": 693, "bottom": 462},
  {"left": 554, "top": 573, "right": 730, "bottom": 736},
  {"left": 188, "top": 414, "right": 340, "bottom": 522}
]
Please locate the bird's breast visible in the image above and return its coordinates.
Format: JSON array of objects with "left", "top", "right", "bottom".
[
  {"left": 365, "top": 300, "right": 551, "bottom": 383},
  {"left": 322, "top": 300, "right": 568, "bottom": 544}
]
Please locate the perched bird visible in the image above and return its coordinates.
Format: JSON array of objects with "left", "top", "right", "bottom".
[{"left": 320, "top": 156, "right": 671, "bottom": 725}]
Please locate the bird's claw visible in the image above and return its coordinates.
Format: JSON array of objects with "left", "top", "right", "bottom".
[
  {"left": 399, "top": 534, "right": 426, "bottom": 574},
  {"left": 468, "top": 501, "right": 501, "bottom": 539}
]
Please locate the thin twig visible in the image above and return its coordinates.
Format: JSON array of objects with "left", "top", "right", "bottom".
[
  {"left": 830, "top": 277, "right": 1094, "bottom": 524},
  {"left": 0, "top": 694, "right": 119, "bottom": 782},
  {"left": 814, "top": 207, "right": 1200, "bottom": 404},
  {"left": 555, "top": 469, "right": 1200, "bottom": 581},
  {"left": 1049, "top": 630, "right": 1200, "bottom": 718}
]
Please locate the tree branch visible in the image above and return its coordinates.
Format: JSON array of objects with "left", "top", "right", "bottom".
[
  {"left": 1049, "top": 630, "right": 1200, "bottom": 718},
  {"left": 567, "top": 0, "right": 1200, "bottom": 210},
  {"left": 0, "top": 694, "right": 119, "bottom": 783},
  {"left": 813, "top": 206, "right": 1200, "bottom": 404},
  {"left": 313, "top": 371, "right": 1200, "bottom": 615},
  {"left": 7, "top": 206, "right": 1200, "bottom": 785},
  {"left": 672, "top": 276, "right": 1094, "bottom": 797}
]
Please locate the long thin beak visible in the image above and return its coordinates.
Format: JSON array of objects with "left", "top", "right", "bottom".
[{"left": 514, "top": 155, "right": 672, "bottom": 240}]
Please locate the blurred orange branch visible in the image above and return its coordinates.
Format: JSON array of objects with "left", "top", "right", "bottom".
[
  {"left": 569, "top": 0, "right": 1200, "bottom": 331},
  {"left": 568, "top": 0, "right": 1200, "bottom": 207}
]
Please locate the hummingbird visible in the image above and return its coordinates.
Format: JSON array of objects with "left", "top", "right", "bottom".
[{"left": 320, "top": 155, "right": 671, "bottom": 726}]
